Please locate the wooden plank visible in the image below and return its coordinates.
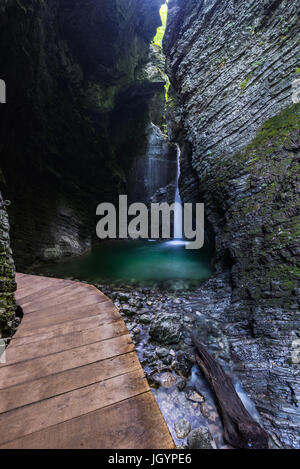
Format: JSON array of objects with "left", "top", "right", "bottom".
[
  {"left": 15, "top": 276, "right": 70, "bottom": 294},
  {"left": 15, "top": 274, "right": 58, "bottom": 284},
  {"left": 16, "top": 277, "right": 75, "bottom": 294},
  {"left": 16, "top": 273, "right": 65, "bottom": 284},
  {"left": 18, "top": 291, "right": 98, "bottom": 315},
  {"left": 5, "top": 319, "right": 128, "bottom": 365},
  {"left": 0, "top": 334, "right": 135, "bottom": 388},
  {"left": 15, "top": 273, "right": 27, "bottom": 278},
  {"left": 16, "top": 283, "right": 88, "bottom": 306},
  {"left": 16, "top": 273, "right": 52, "bottom": 279},
  {"left": 0, "top": 392, "right": 174, "bottom": 449},
  {"left": 0, "top": 273, "right": 174, "bottom": 449},
  {"left": 13, "top": 301, "right": 116, "bottom": 333},
  {"left": 15, "top": 282, "right": 69, "bottom": 299},
  {"left": 11, "top": 312, "right": 121, "bottom": 345},
  {"left": 21, "top": 291, "right": 107, "bottom": 314},
  {"left": 0, "top": 352, "right": 141, "bottom": 413},
  {"left": 18, "top": 282, "right": 108, "bottom": 307},
  {"left": 0, "top": 369, "right": 149, "bottom": 445}
]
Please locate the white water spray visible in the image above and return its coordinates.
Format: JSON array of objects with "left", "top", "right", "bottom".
[{"left": 174, "top": 144, "right": 183, "bottom": 239}]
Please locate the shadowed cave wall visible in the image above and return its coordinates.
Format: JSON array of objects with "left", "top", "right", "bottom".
[{"left": 0, "top": 0, "right": 169, "bottom": 269}]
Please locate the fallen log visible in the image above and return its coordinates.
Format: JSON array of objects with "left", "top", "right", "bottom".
[{"left": 193, "top": 335, "right": 269, "bottom": 449}]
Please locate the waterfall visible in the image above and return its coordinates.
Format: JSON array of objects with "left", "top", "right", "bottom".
[{"left": 174, "top": 145, "right": 183, "bottom": 239}]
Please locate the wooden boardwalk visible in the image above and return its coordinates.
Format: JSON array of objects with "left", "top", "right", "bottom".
[{"left": 0, "top": 273, "right": 174, "bottom": 449}]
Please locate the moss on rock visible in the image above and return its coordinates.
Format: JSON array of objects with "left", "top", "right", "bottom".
[
  {"left": 0, "top": 189, "right": 18, "bottom": 338},
  {"left": 210, "top": 103, "right": 300, "bottom": 302}
]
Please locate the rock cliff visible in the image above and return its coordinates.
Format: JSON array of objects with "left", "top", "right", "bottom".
[
  {"left": 0, "top": 186, "right": 19, "bottom": 338},
  {"left": 0, "top": 0, "right": 165, "bottom": 268},
  {"left": 164, "top": 0, "right": 300, "bottom": 448}
]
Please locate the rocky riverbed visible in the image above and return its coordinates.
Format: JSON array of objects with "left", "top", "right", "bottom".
[
  {"left": 97, "top": 275, "right": 265, "bottom": 449},
  {"left": 27, "top": 254, "right": 285, "bottom": 448}
]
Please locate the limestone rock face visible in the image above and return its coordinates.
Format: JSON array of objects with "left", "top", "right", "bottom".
[
  {"left": 0, "top": 0, "right": 164, "bottom": 268},
  {"left": 164, "top": 0, "right": 300, "bottom": 448},
  {"left": 0, "top": 188, "right": 18, "bottom": 337}
]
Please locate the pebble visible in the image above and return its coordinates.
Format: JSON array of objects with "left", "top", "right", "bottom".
[
  {"left": 121, "top": 304, "right": 136, "bottom": 316},
  {"left": 200, "top": 402, "right": 211, "bottom": 419},
  {"left": 139, "top": 314, "right": 152, "bottom": 324},
  {"left": 176, "top": 377, "right": 187, "bottom": 391},
  {"left": 156, "top": 347, "right": 169, "bottom": 358},
  {"left": 155, "top": 372, "right": 177, "bottom": 388},
  {"left": 184, "top": 315, "right": 194, "bottom": 323},
  {"left": 187, "top": 427, "right": 216, "bottom": 449},
  {"left": 174, "top": 418, "right": 191, "bottom": 439},
  {"left": 185, "top": 390, "right": 205, "bottom": 403}
]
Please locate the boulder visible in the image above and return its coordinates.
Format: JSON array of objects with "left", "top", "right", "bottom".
[
  {"left": 187, "top": 427, "right": 215, "bottom": 449},
  {"left": 174, "top": 418, "right": 191, "bottom": 440},
  {"left": 150, "top": 314, "right": 182, "bottom": 344}
]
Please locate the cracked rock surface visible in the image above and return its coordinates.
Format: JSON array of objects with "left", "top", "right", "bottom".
[{"left": 164, "top": 0, "right": 300, "bottom": 448}]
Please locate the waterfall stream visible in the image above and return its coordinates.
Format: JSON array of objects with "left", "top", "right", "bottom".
[{"left": 174, "top": 144, "right": 183, "bottom": 239}]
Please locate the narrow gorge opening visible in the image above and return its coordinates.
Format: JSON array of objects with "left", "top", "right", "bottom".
[{"left": 30, "top": 0, "right": 215, "bottom": 291}]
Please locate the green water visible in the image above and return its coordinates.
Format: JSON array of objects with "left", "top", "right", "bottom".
[{"left": 35, "top": 240, "right": 214, "bottom": 287}]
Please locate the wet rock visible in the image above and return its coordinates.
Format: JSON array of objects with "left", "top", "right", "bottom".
[
  {"left": 291, "top": 339, "right": 300, "bottom": 364},
  {"left": 184, "top": 337, "right": 193, "bottom": 346},
  {"left": 156, "top": 347, "right": 169, "bottom": 358},
  {"left": 200, "top": 402, "right": 211, "bottom": 420},
  {"left": 184, "top": 315, "right": 194, "bottom": 324},
  {"left": 176, "top": 377, "right": 187, "bottom": 391},
  {"left": 153, "top": 372, "right": 177, "bottom": 389},
  {"left": 139, "top": 314, "right": 152, "bottom": 324},
  {"left": 174, "top": 418, "right": 191, "bottom": 440},
  {"left": 187, "top": 427, "right": 215, "bottom": 449},
  {"left": 121, "top": 304, "right": 136, "bottom": 316},
  {"left": 132, "top": 327, "right": 141, "bottom": 340},
  {"left": 172, "top": 350, "right": 194, "bottom": 377},
  {"left": 185, "top": 390, "right": 204, "bottom": 404},
  {"left": 137, "top": 308, "right": 149, "bottom": 316},
  {"left": 141, "top": 350, "right": 156, "bottom": 366},
  {"left": 149, "top": 314, "right": 182, "bottom": 344},
  {"left": 163, "top": 355, "right": 173, "bottom": 366},
  {"left": 117, "top": 292, "right": 131, "bottom": 302}
]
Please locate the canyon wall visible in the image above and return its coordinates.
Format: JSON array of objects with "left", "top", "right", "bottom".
[
  {"left": 164, "top": 0, "right": 300, "bottom": 448},
  {"left": 0, "top": 0, "right": 165, "bottom": 269},
  {"left": 0, "top": 187, "right": 18, "bottom": 338}
]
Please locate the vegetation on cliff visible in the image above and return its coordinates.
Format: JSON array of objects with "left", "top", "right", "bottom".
[{"left": 153, "top": 2, "right": 168, "bottom": 48}]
